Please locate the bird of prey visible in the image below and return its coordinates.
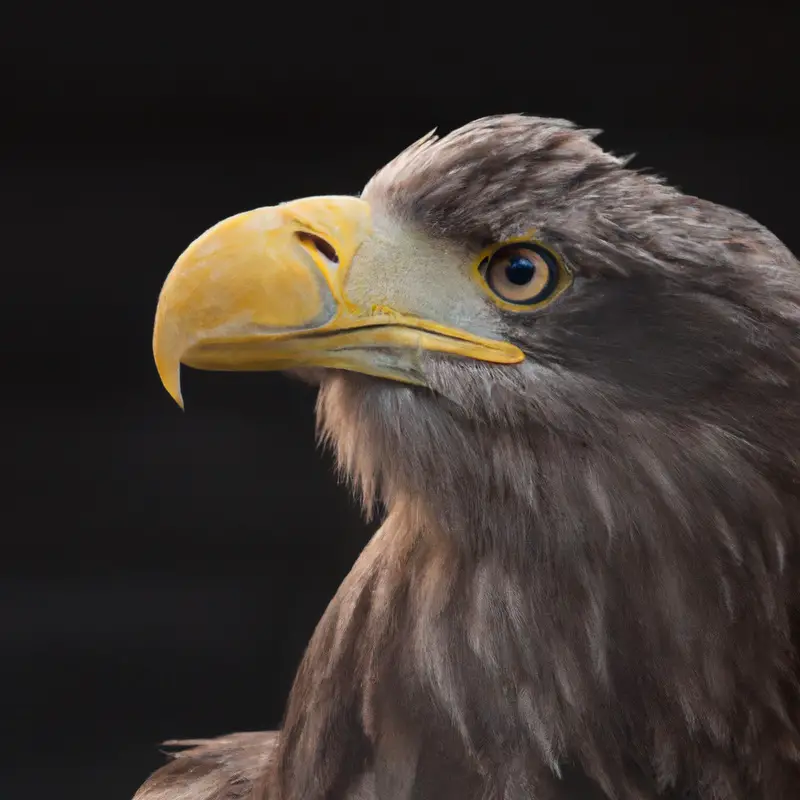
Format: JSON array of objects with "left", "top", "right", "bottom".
[{"left": 142, "top": 116, "right": 800, "bottom": 799}]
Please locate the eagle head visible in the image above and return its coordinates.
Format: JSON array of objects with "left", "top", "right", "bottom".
[{"left": 150, "top": 116, "right": 800, "bottom": 798}]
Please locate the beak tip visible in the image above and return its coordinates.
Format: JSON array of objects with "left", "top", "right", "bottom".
[
  {"left": 154, "top": 353, "right": 186, "bottom": 410},
  {"left": 153, "top": 316, "right": 186, "bottom": 410},
  {"left": 164, "top": 374, "right": 185, "bottom": 410}
]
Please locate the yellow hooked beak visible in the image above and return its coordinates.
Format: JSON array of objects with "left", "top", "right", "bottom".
[{"left": 153, "top": 195, "right": 523, "bottom": 407}]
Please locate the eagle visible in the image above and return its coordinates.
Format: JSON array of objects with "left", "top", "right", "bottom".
[{"left": 142, "top": 116, "right": 800, "bottom": 799}]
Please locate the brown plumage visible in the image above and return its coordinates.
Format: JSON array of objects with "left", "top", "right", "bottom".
[{"left": 140, "top": 116, "right": 800, "bottom": 799}]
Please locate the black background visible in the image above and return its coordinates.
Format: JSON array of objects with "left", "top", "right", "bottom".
[{"left": 2, "top": 6, "right": 798, "bottom": 800}]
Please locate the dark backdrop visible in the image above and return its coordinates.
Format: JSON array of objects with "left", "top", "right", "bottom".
[{"left": 2, "top": 6, "right": 797, "bottom": 800}]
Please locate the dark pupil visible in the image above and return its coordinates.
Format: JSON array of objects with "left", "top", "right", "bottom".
[{"left": 505, "top": 254, "right": 535, "bottom": 285}]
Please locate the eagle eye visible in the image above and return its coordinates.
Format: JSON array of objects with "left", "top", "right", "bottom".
[{"left": 478, "top": 241, "right": 569, "bottom": 310}]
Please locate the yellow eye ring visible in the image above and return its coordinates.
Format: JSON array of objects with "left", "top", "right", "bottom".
[{"left": 474, "top": 237, "right": 571, "bottom": 311}]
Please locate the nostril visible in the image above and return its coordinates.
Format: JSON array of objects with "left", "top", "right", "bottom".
[{"left": 295, "top": 232, "right": 339, "bottom": 264}]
